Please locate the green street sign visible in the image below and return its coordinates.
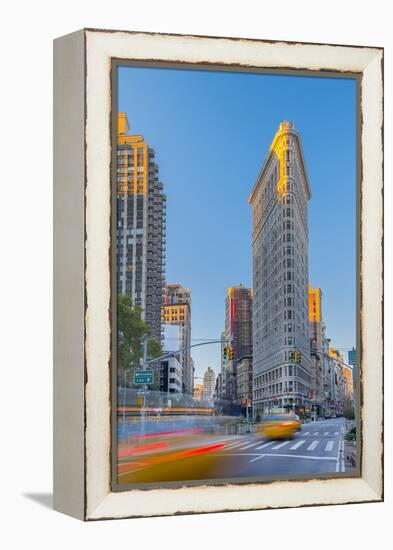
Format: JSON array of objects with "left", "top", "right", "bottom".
[{"left": 134, "top": 369, "right": 154, "bottom": 385}]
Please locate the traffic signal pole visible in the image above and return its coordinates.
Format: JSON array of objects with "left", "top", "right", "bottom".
[
  {"left": 142, "top": 333, "right": 148, "bottom": 370},
  {"left": 144, "top": 338, "right": 235, "bottom": 410},
  {"left": 291, "top": 344, "right": 356, "bottom": 420},
  {"left": 145, "top": 339, "right": 228, "bottom": 366}
]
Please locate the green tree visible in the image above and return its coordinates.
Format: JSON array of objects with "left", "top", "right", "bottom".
[
  {"left": 117, "top": 294, "right": 162, "bottom": 381},
  {"left": 344, "top": 406, "right": 355, "bottom": 420}
]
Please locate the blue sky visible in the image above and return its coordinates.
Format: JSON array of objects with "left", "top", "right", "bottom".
[{"left": 118, "top": 66, "right": 357, "bottom": 379}]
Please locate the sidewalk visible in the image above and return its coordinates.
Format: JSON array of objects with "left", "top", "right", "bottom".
[
  {"left": 344, "top": 439, "right": 357, "bottom": 470},
  {"left": 343, "top": 419, "right": 357, "bottom": 471}
]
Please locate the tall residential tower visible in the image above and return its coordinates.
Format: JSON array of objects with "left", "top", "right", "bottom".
[
  {"left": 116, "top": 112, "right": 166, "bottom": 340},
  {"left": 249, "top": 121, "right": 312, "bottom": 416}
]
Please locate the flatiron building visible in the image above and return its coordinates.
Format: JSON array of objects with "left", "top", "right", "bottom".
[{"left": 249, "top": 121, "right": 312, "bottom": 417}]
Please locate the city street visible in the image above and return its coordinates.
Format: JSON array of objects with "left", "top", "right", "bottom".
[{"left": 117, "top": 417, "right": 354, "bottom": 485}]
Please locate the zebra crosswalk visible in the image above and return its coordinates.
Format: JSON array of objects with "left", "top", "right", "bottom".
[
  {"left": 272, "top": 441, "right": 290, "bottom": 450},
  {"left": 206, "top": 419, "right": 347, "bottom": 472},
  {"left": 307, "top": 440, "right": 319, "bottom": 451},
  {"left": 219, "top": 433, "right": 339, "bottom": 456},
  {"left": 256, "top": 441, "right": 275, "bottom": 450},
  {"left": 290, "top": 439, "right": 306, "bottom": 450},
  {"left": 214, "top": 420, "right": 345, "bottom": 462}
]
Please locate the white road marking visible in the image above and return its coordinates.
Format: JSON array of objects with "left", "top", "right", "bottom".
[
  {"left": 272, "top": 441, "right": 290, "bottom": 450},
  {"left": 224, "top": 441, "right": 251, "bottom": 449},
  {"left": 303, "top": 431, "right": 310, "bottom": 435},
  {"left": 313, "top": 432, "right": 319, "bottom": 436},
  {"left": 255, "top": 441, "right": 275, "bottom": 450},
  {"left": 325, "top": 440, "right": 334, "bottom": 452},
  {"left": 249, "top": 455, "right": 266, "bottom": 462},
  {"left": 254, "top": 453, "right": 335, "bottom": 461},
  {"left": 290, "top": 439, "right": 306, "bottom": 450},
  {"left": 334, "top": 432, "right": 339, "bottom": 435},
  {"left": 238, "top": 441, "right": 264, "bottom": 450},
  {"left": 323, "top": 432, "right": 329, "bottom": 436},
  {"left": 217, "top": 452, "right": 267, "bottom": 462},
  {"left": 219, "top": 438, "right": 238, "bottom": 445},
  {"left": 307, "top": 440, "right": 319, "bottom": 451}
]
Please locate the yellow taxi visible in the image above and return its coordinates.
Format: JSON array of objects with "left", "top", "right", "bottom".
[
  {"left": 257, "top": 412, "right": 301, "bottom": 440},
  {"left": 288, "top": 413, "right": 302, "bottom": 432}
]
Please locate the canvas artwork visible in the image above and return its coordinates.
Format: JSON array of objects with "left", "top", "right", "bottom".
[
  {"left": 54, "top": 29, "right": 383, "bottom": 520},
  {"left": 113, "top": 65, "right": 359, "bottom": 489}
]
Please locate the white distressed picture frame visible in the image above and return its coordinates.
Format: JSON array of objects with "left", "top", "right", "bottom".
[{"left": 53, "top": 28, "right": 383, "bottom": 521}]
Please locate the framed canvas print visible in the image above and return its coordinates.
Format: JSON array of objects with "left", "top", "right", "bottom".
[{"left": 53, "top": 28, "right": 384, "bottom": 520}]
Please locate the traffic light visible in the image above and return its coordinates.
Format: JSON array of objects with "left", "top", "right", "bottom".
[
  {"left": 137, "top": 395, "right": 144, "bottom": 408},
  {"left": 289, "top": 351, "right": 295, "bottom": 363},
  {"left": 223, "top": 346, "right": 228, "bottom": 360},
  {"left": 295, "top": 351, "right": 301, "bottom": 364},
  {"left": 227, "top": 347, "right": 234, "bottom": 360}
]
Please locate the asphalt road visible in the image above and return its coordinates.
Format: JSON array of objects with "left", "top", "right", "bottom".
[{"left": 117, "top": 417, "right": 354, "bottom": 485}]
